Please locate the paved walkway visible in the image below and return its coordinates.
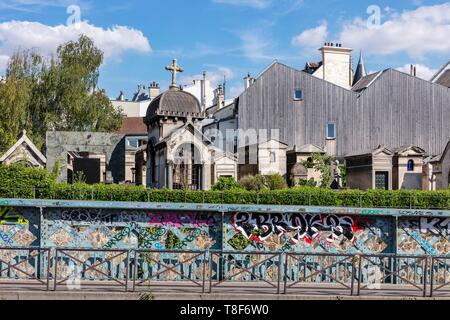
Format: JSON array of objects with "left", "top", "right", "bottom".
[{"left": 0, "top": 281, "right": 449, "bottom": 300}]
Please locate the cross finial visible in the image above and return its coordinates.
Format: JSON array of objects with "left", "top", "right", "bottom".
[{"left": 166, "top": 59, "right": 184, "bottom": 89}]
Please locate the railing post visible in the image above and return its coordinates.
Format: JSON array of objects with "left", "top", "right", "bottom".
[
  {"left": 429, "top": 257, "right": 435, "bottom": 298},
  {"left": 423, "top": 256, "right": 429, "bottom": 298}
]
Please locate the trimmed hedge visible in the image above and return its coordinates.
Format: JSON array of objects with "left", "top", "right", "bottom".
[
  {"left": 1, "top": 164, "right": 450, "bottom": 209},
  {"left": 0, "top": 183, "right": 449, "bottom": 209}
]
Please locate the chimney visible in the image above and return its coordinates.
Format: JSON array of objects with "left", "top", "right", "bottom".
[
  {"left": 215, "top": 84, "right": 225, "bottom": 109},
  {"left": 117, "top": 90, "right": 125, "bottom": 101},
  {"left": 201, "top": 72, "right": 207, "bottom": 111},
  {"left": 318, "top": 42, "right": 353, "bottom": 89},
  {"left": 149, "top": 82, "right": 160, "bottom": 98},
  {"left": 244, "top": 73, "right": 254, "bottom": 89}
]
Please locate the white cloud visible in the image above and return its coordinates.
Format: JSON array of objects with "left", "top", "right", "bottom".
[
  {"left": 181, "top": 66, "right": 235, "bottom": 88},
  {"left": 229, "top": 83, "right": 245, "bottom": 98},
  {"left": 239, "top": 30, "right": 273, "bottom": 62},
  {"left": 212, "top": 0, "right": 272, "bottom": 9},
  {"left": 0, "top": 20, "right": 151, "bottom": 69},
  {"left": 396, "top": 64, "right": 438, "bottom": 81},
  {"left": 291, "top": 22, "right": 328, "bottom": 50},
  {"left": 339, "top": 3, "right": 450, "bottom": 58}
]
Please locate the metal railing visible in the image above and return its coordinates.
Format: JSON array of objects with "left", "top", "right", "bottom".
[
  {"left": 0, "top": 247, "right": 51, "bottom": 291},
  {"left": 284, "top": 253, "right": 356, "bottom": 296},
  {"left": 357, "top": 254, "right": 429, "bottom": 297},
  {"left": 0, "top": 247, "right": 449, "bottom": 297},
  {"left": 209, "top": 251, "right": 282, "bottom": 294},
  {"left": 132, "top": 250, "right": 207, "bottom": 293},
  {"left": 430, "top": 256, "right": 450, "bottom": 297},
  {"left": 53, "top": 248, "right": 129, "bottom": 292}
]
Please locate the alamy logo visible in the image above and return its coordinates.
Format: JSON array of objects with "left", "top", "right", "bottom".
[
  {"left": 67, "top": 5, "right": 82, "bottom": 29},
  {"left": 367, "top": 5, "right": 381, "bottom": 29}
]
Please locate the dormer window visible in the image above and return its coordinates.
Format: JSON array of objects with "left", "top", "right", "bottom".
[{"left": 294, "top": 89, "right": 303, "bottom": 100}]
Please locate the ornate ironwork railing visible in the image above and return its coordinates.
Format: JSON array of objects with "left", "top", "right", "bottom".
[
  {"left": 132, "top": 249, "right": 207, "bottom": 293},
  {"left": 357, "top": 254, "right": 429, "bottom": 297},
  {"left": 209, "top": 251, "right": 282, "bottom": 294},
  {"left": 284, "top": 253, "right": 356, "bottom": 296},
  {"left": 430, "top": 256, "right": 450, "bottom": 297},
  {"left": 0, "top": 247, "right": 51, "bottom": 291},
  {"left": 0, "top": 248, "right": 448, "bottom": 297}
]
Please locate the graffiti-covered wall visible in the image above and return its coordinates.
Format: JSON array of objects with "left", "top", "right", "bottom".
[
  {"left": 225, "top": 212, "right": 395, "bottom": 254},
  {"left": 0, "top": 207, "right": 40, "bottom": 247},
  {"left": 0, "top": 200, "right": 449, "bottom": 257},
  {"left": 42, "top": 209, "right": 222, "bottom": 251},
  {"left": 398, "top": 217, "right": 450, "bottom": 256}
]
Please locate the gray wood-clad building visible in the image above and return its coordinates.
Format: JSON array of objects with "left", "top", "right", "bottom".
[{"left": 237, "top": 61, "right": 450, "bottom": 159}]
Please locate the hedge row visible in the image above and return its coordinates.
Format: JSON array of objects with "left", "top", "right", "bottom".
[
  {"left": 1, "top": 164, "right": 450, "bottom": 209},
  {"left": 1, "top": 183, "right": 450, "bottom": 209}
]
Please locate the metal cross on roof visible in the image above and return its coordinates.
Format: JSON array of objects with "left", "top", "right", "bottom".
[{"left": 166, "top": 59, "right": 184, "bottom": 88}]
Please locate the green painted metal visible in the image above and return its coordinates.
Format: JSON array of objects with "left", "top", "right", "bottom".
[{"left": 1, "top": 198, "right": 449, "bottom": 217}]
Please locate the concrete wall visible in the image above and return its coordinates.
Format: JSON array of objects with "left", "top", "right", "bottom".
[
  {"left": 1, "top": 200, "right": 449, "bottom": 283},
  {"left": 1, "top": 199, "right": 448, "bottom": 256}
]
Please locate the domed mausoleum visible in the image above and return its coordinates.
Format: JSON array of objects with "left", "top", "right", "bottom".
[{"left": 143, "top": 59, "right": 237, "bottom": 190}]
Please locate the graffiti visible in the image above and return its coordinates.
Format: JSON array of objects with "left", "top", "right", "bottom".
[
  {"left": 410, "top": 231, "right": 438, "bottom": 256},
  {"left": 0, "top": 207, "right": 29, "bottom": 225},
  {"left": 231, "top": 212, "right": 363, "bottom": 245},
  {"left": 61, "top": 209, "right": 113, "bottom": 224},
  {"left": 420, "top": 218, "right": 450, "bottom": 236},
  {"left": 148, "top": 212, "right": 217, "bottom": 228},
  {"left": 399, "top": 217, "right": 450, "bottom": 255}
]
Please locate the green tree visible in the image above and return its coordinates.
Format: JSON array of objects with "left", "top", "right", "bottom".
[
  {"left": 0, "top": 35, "right": 122, "bottom": 153},
  {"left": 212, "top": 177, "right": 242, "bottom": 191}
]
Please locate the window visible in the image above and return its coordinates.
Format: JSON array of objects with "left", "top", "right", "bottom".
[
  {"left": 270, "top": 152, "right": 276, "bottom": 163},
  {"left": 375, "top": 172, "right": 389, "bottom": 190},
  {"left": 327, "top": 123, "right": 336, "bottom": 139},
  {"left": 407, "top": 160, "right": 415, "bottom": 172},
  {"left": 294, "top": 89, "right": 303, "bottom": 100}
]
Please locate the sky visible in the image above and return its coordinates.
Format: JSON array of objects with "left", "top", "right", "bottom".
[{"left": 0, "top": 0, "right": 449, "bottom": 100}]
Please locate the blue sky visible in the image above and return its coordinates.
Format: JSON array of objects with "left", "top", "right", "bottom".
[{"left": 0, "top": 0, "right": 449, "bottom": 99}]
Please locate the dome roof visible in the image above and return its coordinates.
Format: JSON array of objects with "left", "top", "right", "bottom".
[{"left": 145, "top": 88, "right": 203, "bottom": 123}]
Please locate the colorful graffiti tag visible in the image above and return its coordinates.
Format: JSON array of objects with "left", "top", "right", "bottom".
[
  {"left": 0, "top": 207, "right": 38, "bottom": 247},
  {"left": 398, "top": 217, "right": 450, "bottom": 255},
  {"left": 0, "top": 207, "right": 29, "bottom": 225},
  {"left": 225, "top": 212, "right": 394, "bottom": 254},
  {"left": 42, "top": 209, "right": 221, "bottom": 251}
]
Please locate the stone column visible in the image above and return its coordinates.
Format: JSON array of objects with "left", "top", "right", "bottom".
[
  {"left": 166, "top": 161, "right": 174, "bottom": 190},
  {"left": 201, "top": 162, "right": 208, "bottom": 191}
]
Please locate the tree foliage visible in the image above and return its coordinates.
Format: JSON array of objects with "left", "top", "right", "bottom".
[
  {"left": 0, "top": 35, "right": 122, "bottom": 153},
  {"left": 302, "top": 153, "right": 335, "bottom": 188}
]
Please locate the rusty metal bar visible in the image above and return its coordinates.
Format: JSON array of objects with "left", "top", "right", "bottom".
[{"left": 132, "top": 249, "right": 207, "bottom": 292}]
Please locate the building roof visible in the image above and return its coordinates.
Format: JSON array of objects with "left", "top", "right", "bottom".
[
  {"left": 435, "top": 70, "right": 450, "bottom": 88},
  {"left": 345, "top": 145, "right": 393, "bottom": 158},
  {"left": 303, "top": 61, "right": 323, "bottom": 74},
  {"left": 118, "top": 117, "right": 147, "bottom": 135},
  {"left": 132, "top": 84, "right": 150, "bottom": 102},
  {"left": 431, "top": 60, "right": 450, "bottom": 86},
  {"left": 353, "top": 51, "right": 367, "bottom": 86},
  {"left": 0, "top": 130, "right": 46, "bottom": 165},
  {"left": 352, "top": 71, "right": 382, "bottom": 92},
  {"left": 289, "top": 144, "right": 325, "bottom": 154},
  {"left": 392, "top": 145, "right": 425, "bottom": 156},
  {"left": 145, "top": 87, "right": 204, "bottom": 123}
]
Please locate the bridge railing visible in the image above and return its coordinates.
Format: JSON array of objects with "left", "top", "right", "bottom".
[{"left": 0, "top": 247, "right": 449, "bottom": 297}]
